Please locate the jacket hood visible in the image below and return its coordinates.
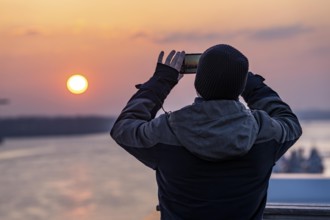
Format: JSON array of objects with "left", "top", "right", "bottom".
[{"left": 167, "top": 98, "right": 258, "bottom": 161}]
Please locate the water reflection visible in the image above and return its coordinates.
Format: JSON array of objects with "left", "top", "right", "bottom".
[
  {"left": 48, "top": 164, "right": 95, "bottom": 219},
  {"left": 0, "top": 135, "right": 158, "bottom": 220}
]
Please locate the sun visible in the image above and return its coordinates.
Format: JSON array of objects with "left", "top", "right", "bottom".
[{"left": 67, "top": 74, "right": 88, "bottom": 94}]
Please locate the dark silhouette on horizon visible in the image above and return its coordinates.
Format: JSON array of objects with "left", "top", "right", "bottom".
[{"left": 0, "top": 116, "right": 114, "bottom": 138}]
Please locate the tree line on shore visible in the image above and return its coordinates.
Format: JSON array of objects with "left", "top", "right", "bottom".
[{"left": 0, "top": 116, "right": 115, "bottom": 138}]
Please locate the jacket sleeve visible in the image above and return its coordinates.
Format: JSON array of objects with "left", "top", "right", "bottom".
[
  {"left": 110, "top": 63, "right": 179, "bottom": 169},
  {"left": 242, "top": 72, "right": 302, "bottom": 161}
]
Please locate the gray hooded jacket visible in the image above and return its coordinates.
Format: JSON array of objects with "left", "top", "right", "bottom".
[{"left": 110, "top": 65, "right": 302, "bottom": 219}]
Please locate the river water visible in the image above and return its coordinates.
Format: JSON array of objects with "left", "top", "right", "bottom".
[{"left": 0, "top": 120, "right": 329, "bottom": 220}]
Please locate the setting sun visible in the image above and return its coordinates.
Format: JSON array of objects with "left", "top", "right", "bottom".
[{"left": 67, "top": 74, "right": 88, "bottom": 94}]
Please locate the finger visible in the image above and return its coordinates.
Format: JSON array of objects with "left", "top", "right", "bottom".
[
  {"left": 173, "top": 51, "right": 185, "bottom": 71},
  {"left": 171, "top": 51, "right": 181, "bottom": 67},
  {"left": 157, "top": 51, "right": 164, "bottom": 63},
  {"left": 165, "top": 50, "right": 176, "bottom": 65},
  {"left": 176, "top": 51, "right": 185, "bottom": 66},
  {"left": 169, "top": 51, "right": 180, "bottom": 71}
]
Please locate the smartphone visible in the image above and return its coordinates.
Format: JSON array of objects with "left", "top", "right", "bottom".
[{"left": 180, "top": 53, "right": 202, "bottom": 74}]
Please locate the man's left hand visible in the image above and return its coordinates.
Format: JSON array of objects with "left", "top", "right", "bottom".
[{"left": 158, "top": 50, "right": 185, "bottom": 80}]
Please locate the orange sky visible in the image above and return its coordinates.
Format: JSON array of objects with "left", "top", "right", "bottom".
[{"left": 1, "top": 0, "right": 329, "bottom": 116}]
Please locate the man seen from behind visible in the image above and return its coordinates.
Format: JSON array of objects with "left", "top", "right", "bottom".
[{"left": 111, "top": 44, "right": 302, "bottom": 220}]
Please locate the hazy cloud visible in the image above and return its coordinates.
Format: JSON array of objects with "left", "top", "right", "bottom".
[
  {"left": 155, "top": 32, "right": 222, "bottom": 43},
  {"left": 131, "top": 31, "right": 232, "bottom": 43},
  {"left": 250, "top": 24, "right": 313, "bottom": 40},
  {"left": 131, "top": 24, "right": 313, "bottom": 44},
  {"left": 4, "top": 26, "right": 46, "bottom": 37},
  {"left": 24, "top": 28, "right": 43, "bottom": 37},
  {"left": 310, "top": 45, "right": 330, "bottom": 56}
]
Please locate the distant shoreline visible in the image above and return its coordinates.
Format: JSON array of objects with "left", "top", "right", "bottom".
[
  {"left": 296, "top": 110, "right": 330, "bottom": 121},
  {"left": 0, "top": 116, "right": 115, "bottom": 138}
]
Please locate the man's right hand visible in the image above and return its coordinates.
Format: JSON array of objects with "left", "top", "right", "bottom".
[{"left": 241, "top": 72, "right": 266, "bottom": 101}]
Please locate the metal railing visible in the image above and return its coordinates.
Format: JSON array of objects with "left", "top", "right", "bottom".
[{"left": 264, "top": 203, "right": 330, "bottom": 219}]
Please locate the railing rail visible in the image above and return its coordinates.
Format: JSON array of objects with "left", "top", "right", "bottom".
[{"left": 264, "top": 203, "right": 330, "bottom": 219}]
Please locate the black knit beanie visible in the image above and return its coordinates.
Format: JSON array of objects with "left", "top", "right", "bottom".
[{"left": 194, "top": 44, "right": 249, "bottom": 100}]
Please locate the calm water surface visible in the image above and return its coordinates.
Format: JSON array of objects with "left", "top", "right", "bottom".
[
  {"left": 0, "top": 120, "right": 329, "bottom": 220},
  {"left": 0, "top": 134, "right": 158, "bottom": 220}
]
